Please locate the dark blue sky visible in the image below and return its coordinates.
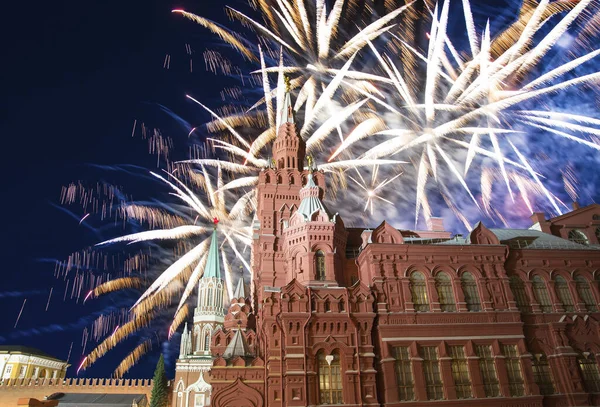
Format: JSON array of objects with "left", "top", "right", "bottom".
[{"left": 0, "top": 0, "right": 235, "bottom": 378}]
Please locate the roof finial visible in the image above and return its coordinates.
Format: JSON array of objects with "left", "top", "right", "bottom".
[
  {"left": 213, "top": 217, "right": 219, "bottom": 229},
  {"left": 284, "top": 75, "right": 291, "bottom": 92}
]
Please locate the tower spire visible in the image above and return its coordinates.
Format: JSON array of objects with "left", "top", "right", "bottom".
[
  {"left": 202, "top": 219, "right": 221, "bottom": 280},
  {"left": 273, "top": 80, "right": 305, "bottom": 170}
]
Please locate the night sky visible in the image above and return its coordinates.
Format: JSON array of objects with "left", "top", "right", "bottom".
[
  {"left": 0, "top": 0, "right": 236, "bottom": 378},
  {"left": 1, "top": 0, "right": 596, "bottom": 380}
]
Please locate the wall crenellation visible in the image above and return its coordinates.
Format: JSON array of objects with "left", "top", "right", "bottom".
[
  {"left": 0, "top": 377, "right": 154, "bottom": 388},
  {"left": 0, "top": 377, "right": 161, "bottom": 406}
]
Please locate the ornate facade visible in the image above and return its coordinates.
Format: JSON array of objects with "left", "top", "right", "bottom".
[{"left": 179, "top": 90, "right": 600, "bottom": 407}]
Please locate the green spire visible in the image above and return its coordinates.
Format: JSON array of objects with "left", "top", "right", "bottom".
[{"left": 203, "top": 221, "right": 222, "bottom": 280}]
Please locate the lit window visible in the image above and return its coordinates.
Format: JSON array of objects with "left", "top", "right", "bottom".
[
  {"left": 475, "top": 345, "right": 500, "bottom": 397},
  {"left": 461, "top": 272, "right": 481, "bottom": 312},
  {"left": 568, "top": 229, "right": 589, "bottom": 245},
  {"left": 502, "top": 345, "right": 525, "bottom": 397},
  {"left": 435, "top": 273, "right": 456, "bottom": 312},
  {"left": 575, "top": 275, "right": 597, "bottom": 312},
  {"left": 449, "top": 346, "right": 472, "bottom": 399},
  {"left": 532, "top": 276, "right": 553, "bottom": 313},
  {"left": 410, "top": 272, "right": 429, "bottom": 312},
  {"left": 509, "top": 276, "right": 529, "bottom": 312},
  {"left": 4, "top": 365, "right": 13, "bottom": 378},
  {"left": 532, "top": 354, "right": 555, "bottom": 395},
  {"left": 578, "top": 354, "right": 600, "bottom": 393},
  {"left": 315, "top": 251, "right": 326, "bottom": 281},
  {"left": 394, "top": 346, "right": 415, "bottom": 401},
  {"left": 318, "top": 351, "right": 343, "bottom": 404},
  {"left": 421, "top": 346, "right": 444, "bottom": 400},
  {"left": 555, "top": 275, "right": 575, "bottom": 312},
  {"left": 18, "top": 366, "right": 26, "bottom": 378}
]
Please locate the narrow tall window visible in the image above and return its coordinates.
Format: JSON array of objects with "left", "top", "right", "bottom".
[
  {"left": 578, "top": 354, "right": 600, "bottom": 393},
  {"left": 421, "top": 346, "right": 444, "bottom": 400},
  {"left": 596, "top": 226, "right": 600, "bottom": 243},
  {"left": 555, "top": 275, "right": 575, "bottom": 312},
  {"left": 318, "top": 351, "right": 343, "bottom": 404},
  {"left": 394, "top": 346, "right": 415, "bottom": 401},
  {"left": 204, "top": 332, "right": 210, "bottom": 351},
  {"left": 410, "top": 272, "right": 429, "bottom": 312},
  {"left": 449, "top": 345, "right": 472, "bottom": 399},
  {"left": 461, "top": 272, "right": 481, "bottom": 311},
  {"left": 207, "top": 285, "right": 213, "bottom": 307},
  {"left": 502, "top": 344, "right": 525, "bottom": 397},
  {"left": 568, "top": 229, "right": 589, "bottom": 245},
  {"left": 509, "top": 276, "right": 529, "bottom": 312},
  {"left": 532, "top": 354, "right": 555, "bottom": 395},
  {"left": 575, "top": 275, "right": 597, "bottom": 312},
  {"left": 475, "top": 345, "right": 500, "bottom": 397},
  {"left": 435, "top": 273, "right": 456, "bottom": 312},
  {"left": 532, "top": 276, "right": 553, "bottom": 313},
  {"left": 315, "top": 250, "right": 326, "bottom": 281}
]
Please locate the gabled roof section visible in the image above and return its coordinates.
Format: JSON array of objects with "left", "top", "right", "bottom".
[
  {"left": 203, "top": 227, "right": 222, "bottom": 280},
  {"left": 222, "top": 329, "right": 252, "bottom": 359},
  {"left": 469, "top": 222, "right": 500, "bottom": 245}
]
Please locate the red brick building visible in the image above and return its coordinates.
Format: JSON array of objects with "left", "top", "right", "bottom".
[{"left": 175, "top": 90, "right": 600, "bottom": 407}]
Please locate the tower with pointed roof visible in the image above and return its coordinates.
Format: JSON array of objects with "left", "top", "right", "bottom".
[
  {"left": 252, "top": 82, "right": 329, "bottom": 306},
  {"left": 173, "top": 222, "right": 225, "bottom": 407}
]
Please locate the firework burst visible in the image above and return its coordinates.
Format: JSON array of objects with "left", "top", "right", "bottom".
[{"left": 61, "top": 0, "right": 600, "bottom": 375}]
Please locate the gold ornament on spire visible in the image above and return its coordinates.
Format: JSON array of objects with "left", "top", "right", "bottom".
[{"left": 284, "top": 75, "right": 291, "bottom": 92}]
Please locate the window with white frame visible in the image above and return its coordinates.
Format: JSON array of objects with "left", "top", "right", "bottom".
[{"left": 4, "top": 364, "right": 13, "bottom": 378}]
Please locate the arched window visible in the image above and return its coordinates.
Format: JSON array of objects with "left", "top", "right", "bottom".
[
  {"left": 410, "top": 272, "right": 429, "bottom": 312},
  {"left": 568, "top": 229, "right": 589, "bottom": 245},
  {"left": 532, "top": 354, "right": 555, "bottom": 395},
  {"left": 315, "top": 250, "right": 326, "bottom": 281},
  {"left": 578, "top": 353, "right": 600, "bottom": 393},
  {"left": 461, "top": 272, "right": 481, "bottom": 312},
  {"left": 532, "top": 276, "right": 553, "bottom": 313},
  {"left": 318, "top": 351, "right": 343, "bottom": 404},
  {"left": 554, "top": 275, "right": 575, "bottom": 312},
  {"left": 509, "top": 276, "right": 529, "bottom": 312},
  {"left": 575, "top": 275, "right": 598, "bottom": 312},
  {"left": 204, "top": 332, "right": 210, "bottom": 351},
  {"left": 593, "top": 214, "right": 600, "bottom": 221},
  {"left": 324, "top": 299, "right": 331, "bottom": 312},
  {"left": 435, "top": 273, "right": 456, "bottom": 312}
]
